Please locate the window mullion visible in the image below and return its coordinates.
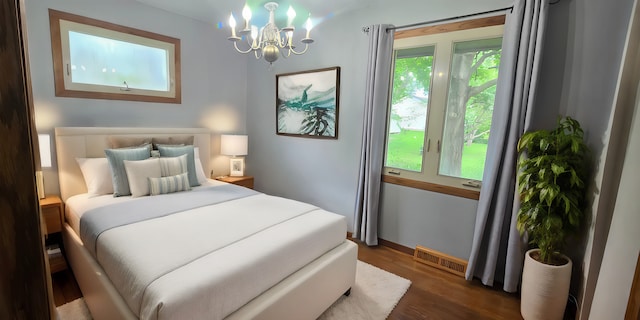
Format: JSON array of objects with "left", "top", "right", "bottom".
[{"left": 423, "top": 38, "right": 452, "bottom": 181}]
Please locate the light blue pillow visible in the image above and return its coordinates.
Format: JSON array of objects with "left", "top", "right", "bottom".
[
  {"left": 157, "top": 145, "right": 200, "bottom": 187},
  {"left": 105, "top": 144, "right": 152, "bottom": 197},
  {"left": 148, "top": 172, "right": 191, "bottom": 195}
]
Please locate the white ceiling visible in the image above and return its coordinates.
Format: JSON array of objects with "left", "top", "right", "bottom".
[{"left": 134, "top": 0, "right": 373, "bottom": 26}]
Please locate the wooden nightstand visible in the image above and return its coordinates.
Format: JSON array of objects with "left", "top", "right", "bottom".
[
  {"left": 40, "top": 195, "right": 67, "bottom": 274},
  {"left": 216, "top": 176, "right": 254, "bottom": 189}
]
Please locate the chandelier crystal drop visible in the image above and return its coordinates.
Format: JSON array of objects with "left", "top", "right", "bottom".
[{"left": 227, "top": 2, "right": 314, "bottom": 65}]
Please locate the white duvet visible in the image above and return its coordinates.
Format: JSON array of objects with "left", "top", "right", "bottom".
[{"left": 66, "top": 183, "right": 347, "bottom": 320}]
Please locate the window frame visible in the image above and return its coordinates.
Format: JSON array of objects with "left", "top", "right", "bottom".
[
  {"left": 383, "top": 16, "right": 505, "bottom": 200},
  {"left": 48, "top": 9, "right": 181, "bottom": 104}
]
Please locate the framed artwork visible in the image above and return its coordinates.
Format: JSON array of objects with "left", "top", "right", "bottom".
[
  {"left": 276, "top": 67, "right": 340, "bottom": 139},
  {"left": 229, "top": 158, "right": 245, "bottom": 176}
]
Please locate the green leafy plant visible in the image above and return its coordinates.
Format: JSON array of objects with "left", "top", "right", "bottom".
[{"left": 516, "top": 116, "right": 590, "bottom": 264}]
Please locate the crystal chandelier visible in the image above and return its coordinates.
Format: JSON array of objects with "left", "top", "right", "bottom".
[{"left": 227, "top": 2, "right": 314, "bottom": 65}]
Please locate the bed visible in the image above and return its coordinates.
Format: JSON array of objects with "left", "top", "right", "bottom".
[{"left": 54, "top": 127, "right": 357, "bottom": 320}]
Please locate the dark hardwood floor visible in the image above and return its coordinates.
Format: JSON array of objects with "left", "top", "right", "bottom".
[
  {"left": 356, "top": 241, "right": 522, "bottom": 319},
  {"left": 51, "top": 268, "right": 82, "bottom": 307},
  {"left": 52, "top": 240, "right": 522, "bottom": 319}
]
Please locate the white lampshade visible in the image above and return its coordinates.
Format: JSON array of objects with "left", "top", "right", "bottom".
[
  {"left": 220, "top": 134, "right": 248, "bottom": 156},
  {"left": 38, "top": 134, "right": 52, "bottom": 168}
]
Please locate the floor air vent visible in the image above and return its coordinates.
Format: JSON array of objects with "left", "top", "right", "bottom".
[{"left": 413, "top": 245, "right": 468, "bottom": 277}]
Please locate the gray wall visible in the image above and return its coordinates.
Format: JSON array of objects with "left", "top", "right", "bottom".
[
  {"left": 25, "top": 0, "right": 248, "bottom": 195},
  {"left": 245, "top": 0, "right": 511, "bottom": 260},
  {"left": 535, "top": 0, "right": 636, "bottom": 315},
  {"left": 589, "top": 64, "right": 640, "bottom": 320}
]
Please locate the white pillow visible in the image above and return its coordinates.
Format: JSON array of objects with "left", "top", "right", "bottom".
[
  {"left": 123, "top": 158, "right": 161, "bottom": 197},
  {"left": 194, "top": 158, "right": 208, "bottom": 184},
  {"left": 194, "top": 147, "right": 208, "bottom": 183},
  {"left": 76, "top": 158, "right": 114, "bottom": 195}
]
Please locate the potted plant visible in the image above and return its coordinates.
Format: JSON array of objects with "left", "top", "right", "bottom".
[{"left": 516, "top": 116, "right": 589, "bottom": 320}]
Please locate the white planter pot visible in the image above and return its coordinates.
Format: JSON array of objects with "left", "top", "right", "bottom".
[{"left": 521, "top": 249, "right": 572, "bottom": 320}]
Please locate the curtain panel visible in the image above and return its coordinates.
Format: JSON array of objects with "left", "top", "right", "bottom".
[
  {"left": 465, "top": 0, "right": 549, "bottom": 292},
  {"left": 353, "top": 24, "right": 395, "bottom": 245}
]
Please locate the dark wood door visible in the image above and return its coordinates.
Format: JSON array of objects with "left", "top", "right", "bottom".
[
  {"left": 0, "top": 0, "right": 52, "bottom": 318},
  {"left": 627, "top": 253, "right": 640, "bottom": 320}
]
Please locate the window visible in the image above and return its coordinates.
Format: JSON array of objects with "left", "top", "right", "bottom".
[
  {"left": 49, "top": 9, "right": 181, "bottom": 103},
  {"left": 383, "top": 17, "right": 504, "bottom": 199}
]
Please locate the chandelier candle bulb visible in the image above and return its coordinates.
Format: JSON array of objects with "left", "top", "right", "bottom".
[
  {"left": 305, "top": 17, "right": 313, "bottom": 39},
  {"left": 287, "top": 6, "right": 296, "bottom": 28},
  {"left": 229, "top": 14, "right": 237, "bottom": 38},
  {"left": 251, "top": 25, "right": 258, "bottom": 47},
  {"left": 242, "top": 4, "right": 251, "bottom": 32}
]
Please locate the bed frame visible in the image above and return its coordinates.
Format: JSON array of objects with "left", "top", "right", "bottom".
[{"left": 55, "top": 127, "right": 357, "bottom": 320}]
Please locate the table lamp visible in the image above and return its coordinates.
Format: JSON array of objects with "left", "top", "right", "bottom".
[
  {"left": 220, "top": 134, "right": 248, "bottom": 177},
  {"left": 37, "top": 134, "right": 52, "bottom": 199}
]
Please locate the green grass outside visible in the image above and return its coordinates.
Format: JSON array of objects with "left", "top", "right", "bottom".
[{"left": 385, "top": 129, "right": 487, "bottom": 180}]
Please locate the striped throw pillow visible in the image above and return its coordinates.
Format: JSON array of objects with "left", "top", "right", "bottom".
[
  {"left": 157, "top": 145, "right": 200, "bottom": 187},
  {"left": 159, "top": 154, "right": 188, "bottom": 177},
  {"left": 148, "top": 172, "right": 191, "bottom": 196}
]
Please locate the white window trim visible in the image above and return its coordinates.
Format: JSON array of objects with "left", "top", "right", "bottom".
[{"left": 384, "top": 24, "right": 504, "bottom": 192}]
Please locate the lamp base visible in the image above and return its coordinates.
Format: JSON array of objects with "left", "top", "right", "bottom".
[
  {"left": 36, "top": 171, "right": 45, "bottom": 199},
  {"left": 229, "top": 157, "right": 245, "bottom": 177}
]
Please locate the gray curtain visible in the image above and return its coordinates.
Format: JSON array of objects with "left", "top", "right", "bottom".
[
  {"left": 465, "top": 0, "right": 549, "bottom": 293},
  {"left": 353, "top": 25, "right": 394, "bottom": 246}
]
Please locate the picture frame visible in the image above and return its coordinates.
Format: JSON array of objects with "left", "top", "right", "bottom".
[
  {"left": 229, "top": 158, "right": 245, "bottom": 177},
  {"left": 276, "top": 67, "right": 340, "bottom": 139}
]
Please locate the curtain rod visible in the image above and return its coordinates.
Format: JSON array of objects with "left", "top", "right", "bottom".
[
  {"left": 362, "top": 0, "right": 562, "bottom": 33},
  {"left": 388, "top": 6, "right": 513, "bottom": 32}
]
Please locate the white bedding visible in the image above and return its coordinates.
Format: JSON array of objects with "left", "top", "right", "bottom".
[
  {"left": 65, "top": 182, "right": 348, "bottom": 320},
  {"left": 65, "top": 180, "right": 227, "bottom": 234}
]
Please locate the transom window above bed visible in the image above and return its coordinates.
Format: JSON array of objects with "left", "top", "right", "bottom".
[{"left": 48, "top": 9, "right": 181, "bottom": 103}]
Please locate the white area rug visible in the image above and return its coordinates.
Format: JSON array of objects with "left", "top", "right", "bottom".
[
  {"left": 57, "top": 261, "right": 411, "bottom": 320},
  {"left": 56, "top": 297, "right": 91, "bottom": 320},
  {"left": 318, "top": 261, "right": 412, "bottom": 319}
]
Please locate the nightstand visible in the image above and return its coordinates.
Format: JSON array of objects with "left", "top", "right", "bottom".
[
  {"left": 40, "top": 195, "right": 67, "bottom": 274},
  {"left": 216, "top": 176, "right": 254, "bottom": 189}
]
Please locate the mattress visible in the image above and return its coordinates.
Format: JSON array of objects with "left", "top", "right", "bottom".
[{"left": 65, "top": 182, "right": 347, "bottom": 320}]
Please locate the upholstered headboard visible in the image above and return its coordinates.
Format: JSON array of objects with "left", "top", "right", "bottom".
[{"left": 55, "top": 127, "right": 212, "bottom": 202}]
